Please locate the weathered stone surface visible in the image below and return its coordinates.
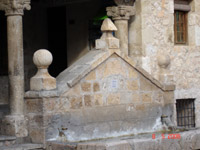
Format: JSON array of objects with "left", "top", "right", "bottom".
[
  {"left": 107, "top": 93, "right": 120, "bottom": 105},
  {"left": 43, "top": 104, "right": 163, "bottom": 142},
  {"left": 84, "top": 95, "right": 93, "bottom": 107},
  {"left": 93, "top": 82, "right": 100, "bottom": 92},
  {"left": 0, "top": 135, "right": 16, "bottom": 147},
  {"left": 94, "top": 94, "right": 104, "bottom": 106},
  {"left": 128, "top": 66, "right": 138, "bottom": 79},
  {"left": 85, "top": 71, "right": 96, "bottom": 81},
  {"left": 142, "top": 93, "right": 152, "bottom": 103},
  {"left": 28, "top": 127, "right": 45, "bottom": 144},
  {"left": 25, "top": 90, "right": 59, "bottom": 98},
  {"left": 47, "top": 129, "right": 200, "bottom": 150},
  {"left": 127, "top": 80, "right": 139, "bottom": 91},
  {"left": 65, "top": 84, "right": 81, "bottom": 97},
  {"left": 70, "top": 97, "right": 82, "bottom": 109},
  {"left": 25, "top": 99, "right": 43, "bottom": 114},
  {"left": 0, "top": 143, "right": 43, "bottom": 150},
  {"left": 81, "top": 82, "right": 91, "bottom": 92},
  {"left": 103, "top": 57, "right": 127, "bottom": 78},
  {"left": 1, "top": 115, "right": 28, "bottom": 138}
]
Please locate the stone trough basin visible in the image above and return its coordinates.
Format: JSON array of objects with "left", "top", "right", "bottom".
[{"left": 46, "top": 128, "right": 200, "bottom": 150}]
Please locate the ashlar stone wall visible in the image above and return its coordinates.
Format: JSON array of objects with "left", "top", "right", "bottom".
[{"left": 25, "top": 50, "right": 175, "bottom": 144}]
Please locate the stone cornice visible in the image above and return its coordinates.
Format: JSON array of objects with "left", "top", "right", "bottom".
[
  {"left": 107, "top": 5, "right": 135, "bottom": 20},
  {"left": 0, "top": 0, "right": 31, "bottom": 16}
]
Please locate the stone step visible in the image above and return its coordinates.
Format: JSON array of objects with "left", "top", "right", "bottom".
[
  {"left": 0, "top": 135, "right": 16, "bottom": 147},
  {"left": 0, "top": 143, "right": 44, "bottom": 150}
]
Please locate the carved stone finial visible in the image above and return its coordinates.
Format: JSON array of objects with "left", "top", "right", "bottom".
[
  {"left": 30, "top": 49, "right": 56, "bottom": 91},
  {"left": 0, "top": 0, "right": 31, "bottom": 16},
  {"left": 95, "top": 18, "right": 119, "bottom": 50},
  {"left": 101, "top": 18, "right": 118, "bottom": 31}
]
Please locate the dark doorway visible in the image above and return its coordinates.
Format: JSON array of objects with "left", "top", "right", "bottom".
[
  {"left": 0, "top": 11, "right": 8, "bottom": 76},
  {"left": 47, "top": 6, "right": 67, "bottom": 77}
]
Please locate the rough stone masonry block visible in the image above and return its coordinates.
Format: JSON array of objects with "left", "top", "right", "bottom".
[
  {"left": 29, "top": 127, "right": 45, "bottom": 144},
  {"left": 26, "top": 99, "right": 43, "bottom": 114},
  {"left": 96, "top": 37, "right": 120, "bottom": 50},
  {"left": 94, "top": 94, "right": 104, "bottom": 106},
  {"left": 127, "top": 80, "right": 139, "bottom": 91},
  {"left": 70, "top": 97, "right": 83, "bottom": 109},
  {"left": 81, "top": 82, "right": 91, "bottom": 92},
  {"left": 107, "top": 93, "right": 120, "bottom": 105},
  {"left": 85, "top": 71, "right": 96, "bottom": 81},
  {"left": 93, "top": 82, "right": 100, "bottom": 92},
  {"left": 31, "top": 76, "right": 56, "bottom": 91},
  {"left": 1, "top": 115, "right": 28, "bottom": 138},
  {"left": 84, "top": 95, "right": 93, "bottom": 107}
]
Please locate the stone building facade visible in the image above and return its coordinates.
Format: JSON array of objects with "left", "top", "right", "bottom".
[
  {"left": 129, "top": 0, "right": 200, "bottom": 127},
  {"left": 0, "top": 0, "right": 200, "bottom": 149}
]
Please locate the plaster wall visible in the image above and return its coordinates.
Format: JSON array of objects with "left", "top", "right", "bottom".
[{"left": 129, "top": 0, "right": 200, "bottom": 127}]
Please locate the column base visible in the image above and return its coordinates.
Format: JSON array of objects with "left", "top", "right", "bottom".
[{"left": 0, "top": 115, "right": 28, "bottom": 137}]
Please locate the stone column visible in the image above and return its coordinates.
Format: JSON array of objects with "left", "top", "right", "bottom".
[
  {"left": 107, "top": 5, "right": 135, "bottom": 55},
  {"left": 0, "top": 0, "right": 31, "bottom": 137}
]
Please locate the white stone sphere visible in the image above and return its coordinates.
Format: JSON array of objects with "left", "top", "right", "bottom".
[
  {"left": 157, "top": 54, "right": 170, "bottom": 69},
  {"left": 33, "top": 49, "right": 53, "bottom": 69}
]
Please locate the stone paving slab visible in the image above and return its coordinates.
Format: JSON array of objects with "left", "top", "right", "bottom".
[
  {"left": 0, "top": 135, "right": 16, "bottom": 141},
  {"left": 0, "top": 143, "right": 43, "bottom": 150},
  {"left": 47, "top": 129, "right": 200, "bottom": 150}
]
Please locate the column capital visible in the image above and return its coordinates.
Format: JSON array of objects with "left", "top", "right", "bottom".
[
  {"left": 107, "top": 5, "right": 135, "bottom": 20},
  {"left": 0, "top": 0, "right": 31, "bottom": 16}
]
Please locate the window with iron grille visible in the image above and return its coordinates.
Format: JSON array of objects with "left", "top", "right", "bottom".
[
  {"left": 176, "top": 99, "right": 195, "bottom": 128},
  {"left": 174, "top": 10, "right": 188, "bottom": 44}
]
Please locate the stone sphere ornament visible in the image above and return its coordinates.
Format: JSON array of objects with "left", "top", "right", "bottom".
[
  {"left": 114, "top": 0, "right": 135, "bottom": 6},
  {"left": 157, "top": 54, "right": 171, "bottom": 69},
  {"left": 30, "top": 49, "right": 56, "bottom": 91},
  {"left": 33, "top": 49, "right": 53, "bottom": 69}
]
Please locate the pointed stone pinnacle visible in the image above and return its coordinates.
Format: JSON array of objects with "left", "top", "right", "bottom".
[{"left": 101, "top": 18, "right": 117, "bottom": 32}]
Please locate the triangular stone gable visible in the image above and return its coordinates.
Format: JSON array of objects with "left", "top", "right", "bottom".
[
  {"left": 62, "top": 53, "right": 166, "bottom": 109},
  {"left": 57, "top": 49, "right": 174, "bottom": 97}
]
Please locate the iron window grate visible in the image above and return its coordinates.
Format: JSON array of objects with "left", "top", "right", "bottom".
[{"left": 176, "top": 99, "right": 195, "bottom": 128}]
